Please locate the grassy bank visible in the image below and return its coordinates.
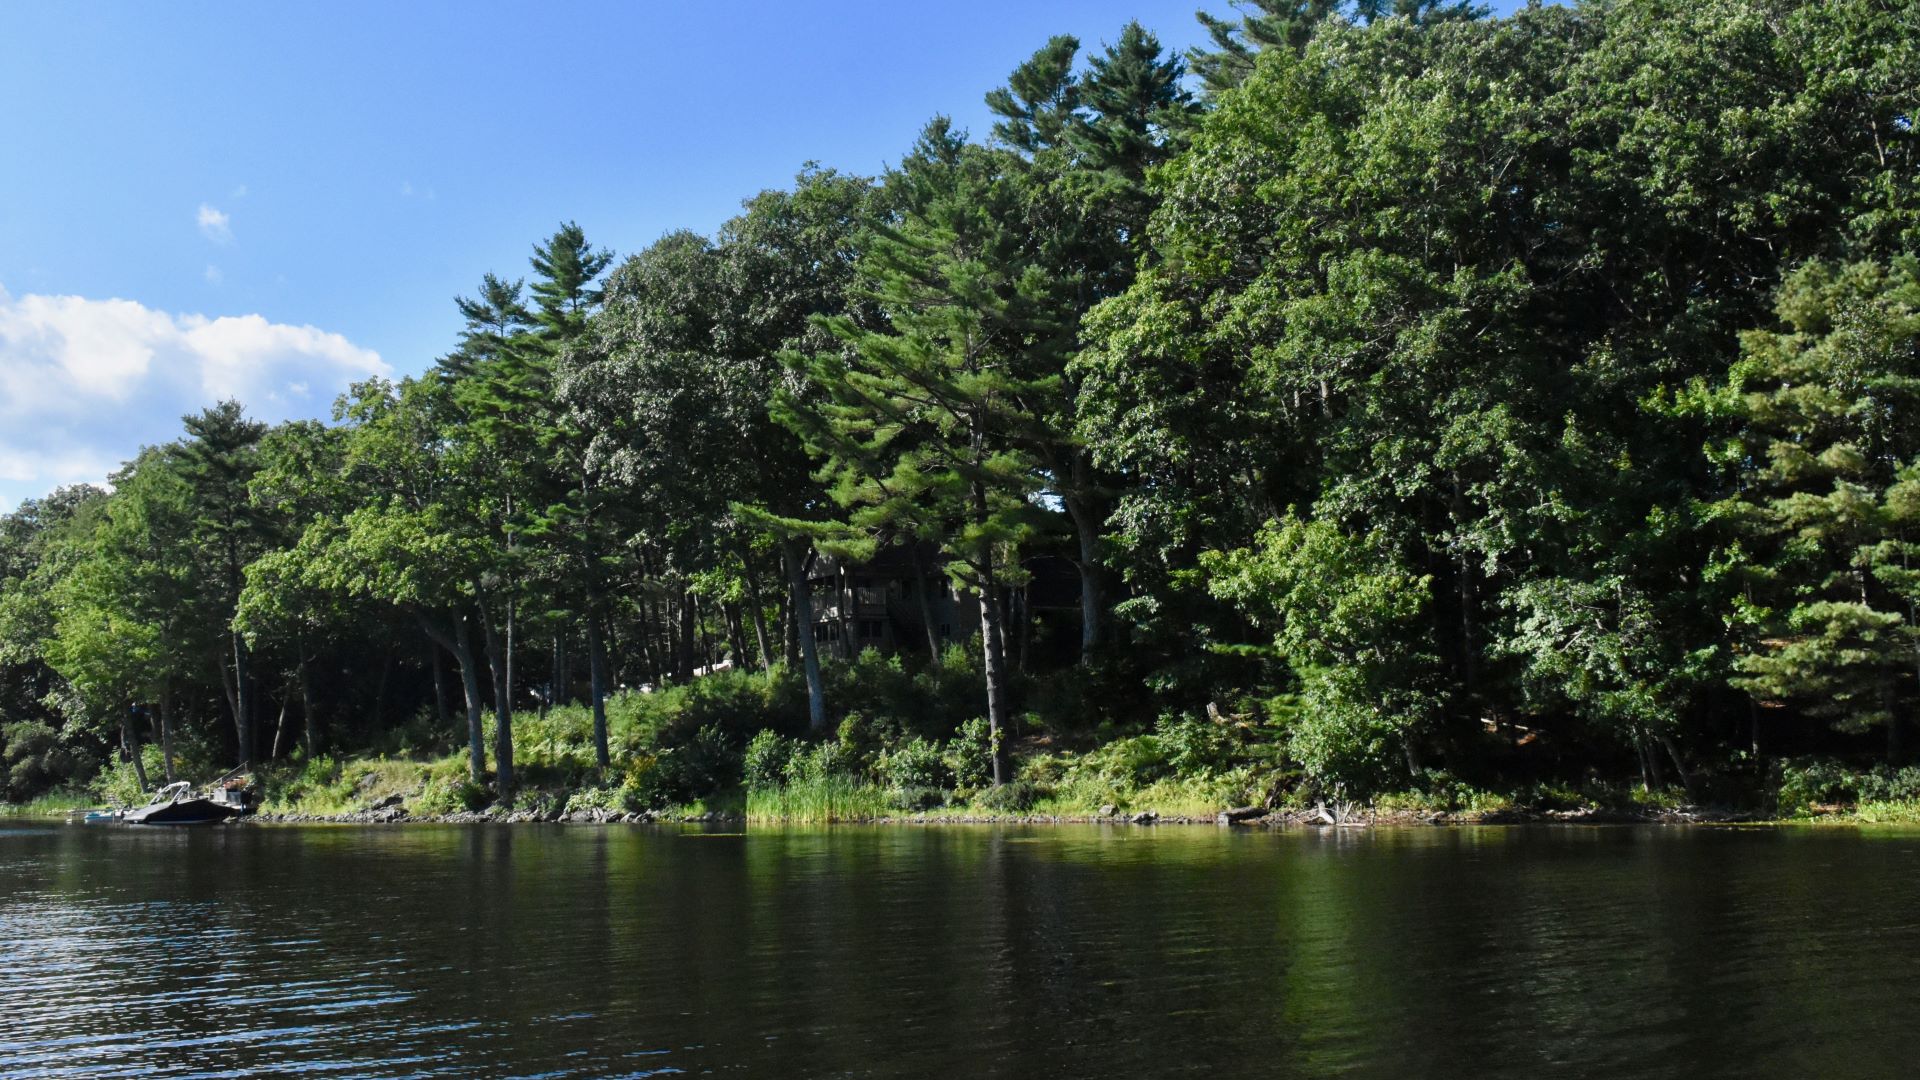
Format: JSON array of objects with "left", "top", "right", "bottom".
[
  {"left": 16, "top": 661, "right": 1920, "bottom": 827},
  {"left": 0, "top": 790, "right": 94, "bottom": 817}
]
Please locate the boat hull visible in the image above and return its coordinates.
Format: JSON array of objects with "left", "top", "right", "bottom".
[{"left": 123, "top": 798, "right": 248, "bottom": 826}]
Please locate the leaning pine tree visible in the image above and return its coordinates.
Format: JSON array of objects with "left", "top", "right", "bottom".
[{"left": 778, "top": 120, "right": 1059, "bottom": 786}]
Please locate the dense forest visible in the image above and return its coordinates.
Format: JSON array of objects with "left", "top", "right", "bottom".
[{"left": 5, "top": 0, "right": 1920, "bottom": 818}]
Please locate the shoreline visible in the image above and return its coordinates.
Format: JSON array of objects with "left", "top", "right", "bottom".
[{"left": 230, "top": 804, "right": 1778, "bottom": 828}]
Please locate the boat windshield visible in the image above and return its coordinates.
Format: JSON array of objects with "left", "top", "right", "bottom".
[{"left": 147, "top": 781, "right": 193, "bottom": 805}]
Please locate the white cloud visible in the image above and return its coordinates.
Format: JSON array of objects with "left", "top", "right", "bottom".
[
  {"left": 230, "top": 184, "right": 249, "bottom": 199},
  {"left": 204, "top": 264, "right": 223, "bottom": 284},
  {"left": 0, "top": 285, "right": 387, "bottom": 509},
  {"left": 197, "top": 203, "right": 232, "bottom": 244}
]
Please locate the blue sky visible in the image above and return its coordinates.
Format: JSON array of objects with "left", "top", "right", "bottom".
[{"left": 0, "top": 1, "right": 1520, "bottom": 511}]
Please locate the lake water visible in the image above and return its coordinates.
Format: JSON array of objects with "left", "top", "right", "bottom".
[{"left": 2, "top": 822, "right": 1917, "bottom": 1078}]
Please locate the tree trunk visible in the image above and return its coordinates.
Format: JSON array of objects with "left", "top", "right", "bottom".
[
  {"left": 1660, "top": 735, "right": 1697, "bottom": 803},
  {"left": 972, "top": 475, "right": 1012, "bottom": 787},
  {"left": 911, "top": 546, "right": 942, "bottom": 666},
  {"left": 299, "top": 655, "right": 320, "bottom": 757},
  {"left": 422, "top": 613, "right": 488, "bottom": 786},
  {"left": 480, "top": 598, "right": 515, "bottom": 797},
  {"left": 976, "top": 578, "right": 1012, "bottom": 788},
  {"left": 588, "top": 612, "right": 610, "bottom": 771},
  {"left": 1016, "top": 583, "right": 1032, "bottom": 674},
  {"left": 1639, "top": 733, "right": 1666, "bottom": 791},
  {"left": 676, "top": 587, "right": 696, "bottom": 681},
  {"left": 696, "top": 593, "right": 711, "bottom": 670},
  {"left": 634, "top": 594, "right": 659, "bottom": 686},
  {"left": 837, "top": 564, "right": 855, "bottom": 661},
  {"left": 157, "top": 686, "right": 176, "bottom": 783},
  {"left": 784, "top": 538, "right": 827, "bottom": 732},
  {"left": 431, "top": 638, "right": 451, "bottom": 730},
  {"left": 230, "top": 633, "right": 254, "bottom": 766},
  {"left": 1063, "top": 490, "right": 1104, "bottom": 668},
  {"left": 270, "top": 696, "right": 291, "bottom": 759},
  {"left": 121, "top": 707, "right": 148, "bottom": 793},
  {"left": 216, "top": 653, "right": 238, "bottom": 738},
  {"left": 725, "top": 602, "right": 747, "bottom": 671},
  {"left": 738, "top": 540, "right": 774, "bottom": 671},
  {"left": 781, "top": 588, "right": 798, "bottom": 666}
]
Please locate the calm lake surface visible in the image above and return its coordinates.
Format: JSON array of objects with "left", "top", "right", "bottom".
[{"left": 2, "top": 822, "right": 1918, "bottom": 1079}]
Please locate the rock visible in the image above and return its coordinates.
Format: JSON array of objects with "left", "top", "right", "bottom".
[
  {"left": 366, "top": 793, "right": 405, "bottom": 812},
  {"left": 1099, "top": 804, "right": 1118, "bottom": 817},
  {"left": 1216, "top": 806, "right": 1267, "bottom": 826},
  {"left": 1130, "top": 810, "right": 1158, "bottom": 825}
]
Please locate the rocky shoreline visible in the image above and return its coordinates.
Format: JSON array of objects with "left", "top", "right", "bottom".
[{"left": 244, "top": 800, "right": 1767, "bottom": 828}]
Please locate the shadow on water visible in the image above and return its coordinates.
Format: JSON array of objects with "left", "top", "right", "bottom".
[{"left": 2, "top": 822, "right": 1917, "bottom": 1078}]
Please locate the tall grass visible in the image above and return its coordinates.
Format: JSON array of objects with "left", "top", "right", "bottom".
[
  {"left": 0, "top": 790, "right": 96, "bottom": 816},
  {"left": 746, "top": 776, "right": 892, "bottom": 824}
]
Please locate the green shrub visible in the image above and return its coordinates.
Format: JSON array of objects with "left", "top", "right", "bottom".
[
  {"left": 975, "top": 779, "right": 1044, "bottom": 813},
  {"left": 1775, "top": 759, "right": 1920, "bottom": 816},
  {"left": 564, "top": 785, "right": 622, "bottom": 814},
  {"left": 882, "top": 737, "right": 951, "bottom": 791},
  {"left": 416, "top": 771, "right": 489, "bottom": 815},
  {"left": 835, "top": 711, "right": 887, "bottom": 779},
  {"left": 784, "top": 741, "right": 851, "bottom": 786},
  {"left": 1157, "top": 712, "right": 1242, "bottom": 777},
  {"left": 612, "top": 668, "right": 809, "bottom": 757},
  {"left": 91, "top": 759, "right": 148, "bottom": 808},
  {"left": 373, "top": 706, "right": 457, "bottom": 758},
  {"left": 823, "top": 647, "right": 980, "bottom": 743},
  {"left": 948, "top": 717, "right": 996, "bottom": 792},
  {"left": 886, "top": 785, "right": 947, "bottom": 811},
  {"left": 743, "top": 729, "right": 796, "bottom": 791}
]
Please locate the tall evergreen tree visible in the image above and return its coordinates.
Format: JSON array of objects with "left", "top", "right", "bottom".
[
  {"left": 783, "top": 121, "right": 1059, "bottom": 781},
  {"left": 170, "top": 401, "right": 268, "bottom": 765}
]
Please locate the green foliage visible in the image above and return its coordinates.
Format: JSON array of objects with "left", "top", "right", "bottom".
[
  {"left": 974, "top": 778, "right": 1045, "bottom": 813},
  {"left": 881, "top": 737, "right": 952, "bottom": 792},
  {"left": 948, "top": 717, "right": 997, "bottom": 793},
  {"left": 1775, "top": 759, "right": 1920, "bottom": 817},
  {"left": 743, "top": 729, "right": 797, "bottom": 792},
  {"left": 745, "top": 774, "right": 892, "bottom": 823},
  {"left": 563, "top": 784, "right": 623, "bottom": 815},
  {"left": 91, "top": 759, "right": 148, "bottom": 809},
  {"left": 416, "top": 769, "right": 491, "bottom": 816},
  {"left": 8, "top": 0, "right": 1920, "bottom": 813},
  {"left": 1207, "top": 516, "right": 1438, "bottom": 793},
  {"left": 618, "top": 724, "right": 739, "bottom": 810}
]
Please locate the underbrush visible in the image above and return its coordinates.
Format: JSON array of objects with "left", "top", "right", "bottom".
[
  {"left": 0, "top": 789, "right": 95, "bottom": 816},
  {"left": 1773, "top": 759, "right": 1920, "bottom": 818},
  {"left": 258, "top": 754, "right": 446, "bottom": 815}
]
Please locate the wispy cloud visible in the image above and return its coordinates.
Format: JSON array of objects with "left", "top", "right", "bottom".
[
  {"left": 0, "top": 285, "right": 387, "bottom": 508},
  {"left": 197, "top": 203, "right": 232, "bottom": 244},
  {"left": 204, "top": 264, "right": 223, "bottom": 284}
]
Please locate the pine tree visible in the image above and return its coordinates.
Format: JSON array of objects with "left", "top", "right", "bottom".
[
  {"left": 1189, "top": 0, "right": 1481, "bottom": 95},
  {"left": 1713, "top": 259, "right": 1920, "bottom": 759},
  {"left": 782, "top": 121, "right": 1057, "bottom": 782},
  {"left": 170, "top": 401, "right": 267, "bottom": 764}
]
